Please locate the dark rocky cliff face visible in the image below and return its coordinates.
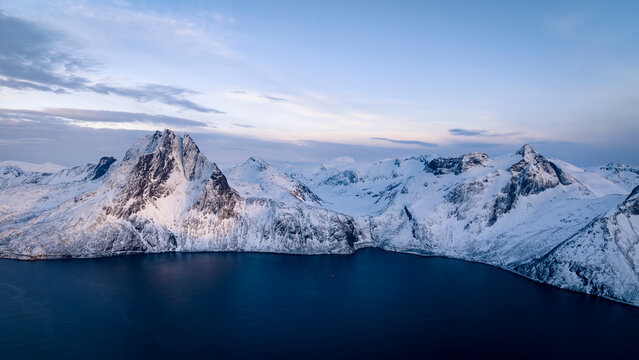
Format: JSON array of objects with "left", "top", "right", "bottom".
[
  {"left": 426, "top": 152, "right": 489, "bottom": 175},
  {"left": 192, "top": 165, "right": 239, "bottom": 219},
  {"left": 488, "top": 145, "right": 577, "bottom": 226},
  {"left": 103, "top": 130, "right": 230, "bottom": 219},
  {"left": 622, "top": 185, "right": 639, "bottom": 215},
  {"left": 105, "top": 130, "right": 181, "bottom": 218},
  {"left": 91, "top": 157, "right": 116, "bottom": 180}
]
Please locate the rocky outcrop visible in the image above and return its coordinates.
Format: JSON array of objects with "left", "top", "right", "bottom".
[
  {"left": 488, "top": 145, "right": 578, "bottom": 226},
  {"left": 426, "top": 152, "right": 489, "bottom": 175},
  {"left": 321, "top": 170, "right": 360, "bottom": 186},
  {"left": 105, "top": 132, "right": 181, "bottom": 218},
  {"left": 91, "top": 157, "right": 116, "bottom": 180},
  {"left": 192, "top": 166, "right": 239, "bottom": 219}
]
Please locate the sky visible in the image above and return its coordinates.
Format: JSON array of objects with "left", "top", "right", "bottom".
[{"left": 0, "top": 0, "right": 638, "bottom": 167}]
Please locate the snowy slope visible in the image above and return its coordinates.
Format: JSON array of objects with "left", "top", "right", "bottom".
[
  {"left": 520, "top": 186, "right": 639, "bottom": 305},
  {"left": 0, "top": 130, "right": 637, "bottom": 306},
  {"left": 0, "top": 130, "right": 363, "bottom": 259},
  {"left": 285, "top": 146, "right": 626, "bottom": 266},
  {"left": 225, "top": 157, "right": 322, "bottom": 206}
]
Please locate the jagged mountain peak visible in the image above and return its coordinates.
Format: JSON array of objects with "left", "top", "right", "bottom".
[
  {"left": 242, "top": 157, "right": 269, "bottom": 171},
  {"left": 488, "top": 146, "right": 579, "bottom": 226},
  {"left": 102, "top": 130, "right": 221, "bottom": 217},
  {"left": 516, "top": 144, "right": 537, "bottom": 158},
  {"left": 123, "top": 129, "right": 178, "bottom": 162},
  {"left": 226, "top": 156, "right": 322, "bottom": 205},
  {"left": 121, "top": 130, "right": 214, "bottom": 182},
  {"left": 508, "top": 143, "right": 576, "bottom": 188}
]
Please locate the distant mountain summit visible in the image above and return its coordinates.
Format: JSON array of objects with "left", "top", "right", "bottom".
[{"left": 1, "top": 130, "right": 638, "bottom": 306}]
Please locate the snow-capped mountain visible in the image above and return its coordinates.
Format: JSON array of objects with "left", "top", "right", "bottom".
[
  {"left": 225, "top": 157, "right": 323, "bottom": 206},
  {"left": 0, "top": 130, "right": 363, "bottom": 259},
  {"left": 1, "top": 130, "right": 637, "bottom": 306}
]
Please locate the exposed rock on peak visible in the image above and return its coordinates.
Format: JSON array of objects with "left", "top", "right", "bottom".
[
  {"left": 516, "top": 144, "right": 537, "bottom": 159},
  {"left": 123, "top": 130, "right": 165, "bottom": 162},
  {"left": 122, "top": 129, "right": 185, "bottom": 162},
  {"left": 122, "top": 130, "right": 213, "bottom": 182},
  {"left": 107, "top": 144, "right": 178, "bottom": 218},
  {"left": 426, "top": 152, "right": 490, "bottom": 175},
  {"left": 321, "top": 169, "right": 360, "bottom": 186},
  {"left": 512, "top": 151, "right": 575, "bottom": 196},
  {"left": 461, "top": 152, "right": 490, "bottom": 171},
  {"left": 105, "top": 130, "right": 218, "bottom": 218},
  {"left": 488, "top": 147, "right": 577, "bottom": 226},
  {"left": 192, "top": 165, "right": 239, "bottom": 219}
]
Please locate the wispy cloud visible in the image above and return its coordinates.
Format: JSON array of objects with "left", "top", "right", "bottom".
[
  {"left": 88, "top": 84, "right": 224, "bottom": 114},
  {"left": 448, "top": 128, "right": 522, "bottom": 138},
  {"left": 0, "top": 11, "right": 223, "bottom": 113},
  {"left": 371, "top": 137, "right": 437, "bottom": 147},
  {"left": 226, "top": 89, "right": 401, "bottom": 136},
  {"left": 0, "top": 78, "right": 68, "bottom": 93},
  {"left": 0, "top": 108, "right": 210, "bottom": 129},
  {"left": 1, "top": 110, "right": 636, "bottom": 167},
  {"left": 233, "top": 123, "right": 255, "bottom": 128},
  {"left": 260, "top": 94, "right": 287, "bottom": 102},
  {"left": 448, "top": 128, "right": 487, "bottom": 136}
]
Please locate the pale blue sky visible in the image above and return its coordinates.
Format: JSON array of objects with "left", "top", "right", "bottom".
[{"left": 0, "top": 0, "right": 638, "bottom": 166}]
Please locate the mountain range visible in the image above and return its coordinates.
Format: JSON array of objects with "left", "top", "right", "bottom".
[{"left": 1, "top": 129, "right": 638, "bottom": 306}]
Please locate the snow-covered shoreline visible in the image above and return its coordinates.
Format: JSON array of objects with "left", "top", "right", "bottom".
[{"left": 1, "top": 129, "right": 638, "bottom": 306}]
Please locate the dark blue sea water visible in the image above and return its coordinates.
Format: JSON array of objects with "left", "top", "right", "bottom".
[{"left": 1, "top": 249, "right": 638, "bottom": 359}]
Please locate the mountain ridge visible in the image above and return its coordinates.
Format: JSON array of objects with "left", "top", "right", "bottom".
[{"left": 1, "top": 129, "right": 637, "bottom": 306}]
